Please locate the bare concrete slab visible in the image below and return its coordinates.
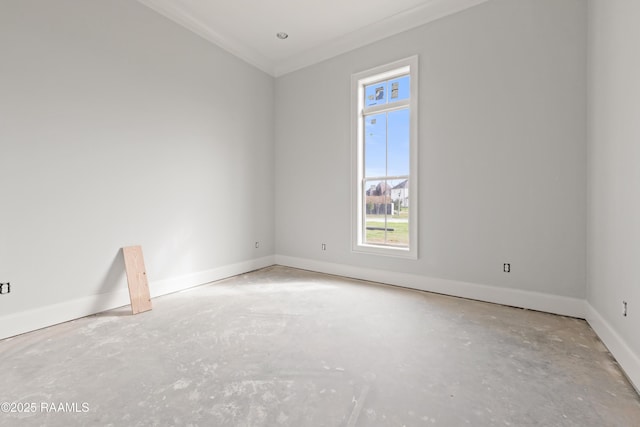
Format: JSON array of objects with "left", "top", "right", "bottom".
[{"left": 1, "top": 266, "right": 639, "bottom": 426}]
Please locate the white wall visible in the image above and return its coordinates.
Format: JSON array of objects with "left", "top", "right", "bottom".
[
  {"left": 275, "top": 0, "right": 587, "bottom": 311},
  {"left": 0, "top": 0, "right": 275, "bottom": 338},
  {"left": 587, "top": 0, "right": 640, "bottom": 391}
]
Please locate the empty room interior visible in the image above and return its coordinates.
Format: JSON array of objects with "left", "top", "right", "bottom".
[{"left": 1, "top": 0, "right": 639, "bottom": 425}]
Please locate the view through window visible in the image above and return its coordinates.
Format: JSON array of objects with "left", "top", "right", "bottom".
[{"left": 352, "top": 57, "right": 418, "bottom": 258}]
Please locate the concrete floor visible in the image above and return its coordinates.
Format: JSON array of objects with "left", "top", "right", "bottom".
[{"left": 1, "top": 266, "right": 639, "bottom": 426}]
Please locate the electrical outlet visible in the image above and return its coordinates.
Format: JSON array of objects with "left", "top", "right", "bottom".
[
  {"left": 255, "top": 241, "right": 260, "bottom": 249},
  {"left": 503, "top": 263, "right": 510, "bottom": 273},
  {"left": 321, "top": 243, "right": 327, "bottom": 251},
  {"left": 623, "top": 301, "right": 628, "bottom": 317},
  {"left": 0, "top": 282, "right": 10, "bottom": 295}
]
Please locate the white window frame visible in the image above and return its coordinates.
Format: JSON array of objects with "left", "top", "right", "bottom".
[{"left": 351, "top": 56, "right": 419, "bottom": 259}]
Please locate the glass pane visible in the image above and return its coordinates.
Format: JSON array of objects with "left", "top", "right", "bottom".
[
  {"left": 387, "top": 108, "right": 410, "bottom": 176},
  {"left": 388, "top": 178, "right": 409, "bottom": 247},
  {"left": 364, "top": 82, "right": 387, "bottom": 107},
  {"left": 364, "top": 179, "right": 390, "bottom": 245},
  {"left": 364, "top": 113, "right": 386, "bottom": 178},
  {"left": 388, "top": 75, "right": 410, "bottom": 102}
]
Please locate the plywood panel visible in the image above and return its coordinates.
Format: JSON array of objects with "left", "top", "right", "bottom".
[{"left": 122, "top": 245, "right": 152, "bottom": 314}]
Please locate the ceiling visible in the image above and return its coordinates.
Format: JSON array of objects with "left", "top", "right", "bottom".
[{"left": 137, "top": 0, "right": 489, "bottom": 77}]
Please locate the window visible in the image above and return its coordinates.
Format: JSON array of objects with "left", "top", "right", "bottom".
[{"left": 351, "top": 56, "right": 418, "bottom": 258}]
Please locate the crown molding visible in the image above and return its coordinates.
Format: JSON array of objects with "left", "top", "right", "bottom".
[
  {"left": 137, "top": 0, "right": 275, "bottom": 75},
  {"left": 138, "top": 0, "right": 490, "bottom": 78},
  {"left": 273, "top": 0, "right": 490, "bottom": 77}
]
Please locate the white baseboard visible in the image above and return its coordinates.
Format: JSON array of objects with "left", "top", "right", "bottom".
[
  {"left": 149, "top": 256, "right": 275, "bottom": 298},
  {"left": 0, "top": 256, "right": 275, "bottom": 341},
  {"left": 585, "top": 303, "right": 640, "bottom": 394},
  {"left": 274, "top": 255, "right": 586, "bottom": 318}
]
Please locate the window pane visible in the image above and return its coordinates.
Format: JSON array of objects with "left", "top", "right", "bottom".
[
  {"left": 388, "top": 75, "right": 410, "bottom": 102},
  {"left": 388, "top": 178, "right": 409, "bottom": 247},
  {"left": 364, "top": 178, "right": 408, "bottom": 247},
  {"left": 387, "top": 108, "right": 410, "bottom": 176},
  {"left": 364, "top": 82, "right": 387, "bottom": 107},
  {"left": 364, "top": 179, "right": 391, "bottom": 245},
  {"left": 364, "top": 113, "right": 386, "bottom": 178}
]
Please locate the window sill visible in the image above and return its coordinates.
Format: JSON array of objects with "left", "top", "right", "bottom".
[{"left": 352, "top": 244, "right": 417, "bottom": 260}]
